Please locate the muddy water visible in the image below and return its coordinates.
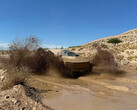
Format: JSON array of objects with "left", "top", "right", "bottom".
[
  {"left": 28, "top": 73, "right": 137, "bottom": 110},
  {"left": 42, "top": 90, "right": 137, "bottom": 110}
]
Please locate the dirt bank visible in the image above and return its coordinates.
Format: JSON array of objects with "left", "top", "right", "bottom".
[{"left": 0, "top": 84, "right": 53, "bottom": 110}]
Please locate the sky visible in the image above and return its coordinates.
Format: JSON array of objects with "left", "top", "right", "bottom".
[{"left": 0, "top": 0, "right": 137, "bottom": 49}]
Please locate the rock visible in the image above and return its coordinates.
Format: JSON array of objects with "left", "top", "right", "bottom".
[
  {"left": 1, "top": 75, "right": 5, "bottom": 81},
  {"left": 5, "top": 95, "right": 9, "bottom": 99},
  {"left": 13, "top": 86, "right": 19, "bottom": 91}
]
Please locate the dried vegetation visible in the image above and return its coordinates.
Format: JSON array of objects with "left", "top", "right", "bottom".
[{"left": 0, "top": 37, "right": 71, "bottom": 90}]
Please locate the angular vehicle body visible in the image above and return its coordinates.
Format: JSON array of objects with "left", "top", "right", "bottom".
[{"left": 58, "top": 50, "right": 92, "bottom": 73}]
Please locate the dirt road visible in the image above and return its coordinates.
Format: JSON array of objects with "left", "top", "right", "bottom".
[{"left": 27, "top": 72, "right": 137, "bottom": 110}]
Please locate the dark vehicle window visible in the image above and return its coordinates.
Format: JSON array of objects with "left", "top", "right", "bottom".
[
  {"left": 64, "top": 50, "right": 68, "bottom": 53},
  {"left": 67, "top": 52, "right": 79, "bottom": 57},
  {"left": 60, "top": 50, "right": 68, "bottom": 56},
  {"left": 60, "top": 50, "right": 79, "bottom": 57}
]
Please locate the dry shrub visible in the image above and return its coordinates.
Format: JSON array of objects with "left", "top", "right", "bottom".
[
  {"left": 9, "top": 37, "right": 40, "bottom": 68},
  {"left": 0, "top": 36, "right": 72, "bottom": 90},
  {"left": 92, "top": 48, "right": 121, "bottom": 74},
  {"left": 0, "top": 37, "right": 72, "bottom": 90},
  {"left": 100, "top": 44, "right": 108, "bottom": 49},
  {"left": 92, "top": 42, "right": 99, "bottom": 47},
  {"left": 3, "top": 37, "right": 71, "bottom": 79},
  {"left": 0, "top": 37, "right": 40, "bottom": 89}
]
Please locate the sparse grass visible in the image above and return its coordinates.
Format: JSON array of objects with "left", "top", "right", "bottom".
[
  {"left": 78, "top": 47, "right": 83, "bottom": 51},
  {"left": 0, "top": 50, "right": 9, "bottom": 55},
  {"left": 92, "top": 42, "right": 99, "bottom": 47},
  {"left": 127, "top": 56, "right": 134, "bottom": 60},
  {"left": 100, "top": 44, "right": 108, "bottom": 49},
  {"left": 134, "top": 56, "right": 137, "bottom": 58},
  {"left": 116, "top": 55, "right": 124, "bottom": 61},
  {"left": 128, "top": 45, "right": 137, "bottom": 49},
  {"left": 71, "top": 48, "right": 76, "bottom": 51},
  {"left": 127, "top": 56, "right": 137, "bottom": 60},
  {"left": 68, "top": 45, "right": 81, "bottom": 48},
  {"left": 130, "top": 51, "right": 134, "bottom": 54},
  {"left": 126, "top": 51, "right": 131, "bottom": 55}
]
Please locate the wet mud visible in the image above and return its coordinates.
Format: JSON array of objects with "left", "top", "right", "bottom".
[{"left": 26, "top": 72, "right": 137, "bottom": 110}]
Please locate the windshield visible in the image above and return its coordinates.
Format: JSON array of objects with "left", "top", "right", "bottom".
[
  {"left": 67, "top": 52, "right": 79, "bottom": 57},
  {"left": 60, "top": 50, "right": 79, "bottom": 57}
]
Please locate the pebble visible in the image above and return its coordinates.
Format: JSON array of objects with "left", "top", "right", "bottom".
[
  {"left": 5, "top": 95, "right": 9, "bottom": 99},
  {"left": 0, "top": 75, "right": 5, "bottom": 81}
]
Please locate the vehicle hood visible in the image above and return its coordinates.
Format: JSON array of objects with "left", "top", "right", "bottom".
[{"left": 62, "top": 56, "right": 89, "bottom": 63}]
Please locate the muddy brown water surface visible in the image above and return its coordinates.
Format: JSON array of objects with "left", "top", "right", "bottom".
[{"left": 27, "top": 71, "right": 137, "bottom": 110}]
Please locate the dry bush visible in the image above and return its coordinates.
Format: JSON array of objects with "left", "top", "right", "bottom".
[
  {"left": 78, "top": 47, "right": 83, "bottom": 51},
  {"left": 127, "top": 56, "right": 134, "bottom": 60},
  {"left": 1, "top": 36, "right": 72, "bottom": 90},
  {"left": 3, "top": 37, "right": 71, "bottom": 78},
  {"left": 92, "top": 48, "right": 120, "bottom": 74},
  {"left": 71, "top": 48, "right": 76, "bottom": 51},
  {"left": 8, "top": 37, "right": 40, "bottom": 68},
  {"left": 92, "top": 42, "right": 99, "bottom": 47},
  {"left": 0, "top": 37, "right": 40, "bottom": 89},
  {"left": 0, "top": 50, "right": 5, "bottom": 54},
  {"left": 128, "top": 45, "right": 137, "bottom": 49},
  {"left": 100, "top": 44, "right": 108, "bottom": 49}
]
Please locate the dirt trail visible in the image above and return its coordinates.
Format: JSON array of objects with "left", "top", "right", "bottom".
[{"left": 32, "top": 76, "right": 90, "bottom": 92}]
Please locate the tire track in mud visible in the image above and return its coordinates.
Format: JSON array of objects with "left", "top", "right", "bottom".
[
  {"left": 79, "top": 76, "right": 137, "bottom": 94},
  {"left": 79, "top": 77, "right": 130, "bottom": 93},
  {"left": 116, "top": 78, "right": 137, "bottom": 84},
  {"left": 31, "top": 75, "right": 137, "bottom": 94},
  {"left": 31, "top": 76, "right": 90, "bottom": 92},
  {"left": 115, "top": 77, "right": 137, "bottom": 94}
]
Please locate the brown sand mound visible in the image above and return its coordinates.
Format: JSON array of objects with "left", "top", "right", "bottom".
[{"left": 0, "top": 84, "right": 53, "bottom": 110}]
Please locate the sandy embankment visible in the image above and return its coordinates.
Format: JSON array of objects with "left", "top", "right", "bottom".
[{"left": 0, "top": 69, "right": 53, "bottom": 110}]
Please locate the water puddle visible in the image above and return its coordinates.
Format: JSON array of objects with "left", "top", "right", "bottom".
[
  {"left": 42, "top": 90, "right": 93, "bottom": 110},
  {"left": 28, "top": 73, "right": 137, "bottom": 110},
  {"left": 42, "top": 89, "right": 137, "bottom": 110}
]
